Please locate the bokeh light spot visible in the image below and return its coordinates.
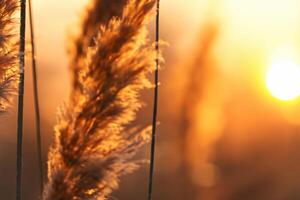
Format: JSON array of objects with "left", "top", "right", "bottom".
[{"left": 266, "top": 58, "right": 300, "bottom": 101}]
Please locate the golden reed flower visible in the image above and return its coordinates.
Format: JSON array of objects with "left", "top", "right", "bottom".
[
  {"left": 0, "top": 0, "right": 18, "bottom": 113},
  {"left": 71, "top": 0, "right": 128, "bottom": 91},
  {"left": 43, "top": 0, "right": 157, "bottom": 199}
]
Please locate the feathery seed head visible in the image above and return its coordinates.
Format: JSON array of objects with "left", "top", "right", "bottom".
[
  {"left": 43, "top": 0, "right": 159, "bottom": 199},
  {"left": 0, "top": 0, "right": 19, "bottom": 113}
]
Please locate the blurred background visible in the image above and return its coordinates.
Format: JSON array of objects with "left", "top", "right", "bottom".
[{"left": 2, "top": 0, "right": 300, "bottom": 199}]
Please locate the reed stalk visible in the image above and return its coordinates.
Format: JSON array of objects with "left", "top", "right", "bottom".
[{"left": 43, "top": 0, "right": 158, "bottom": 199}]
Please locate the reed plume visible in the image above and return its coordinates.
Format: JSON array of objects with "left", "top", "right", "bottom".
[
  {"left": 175, "top": 4, "right": 222, "bottom": 197},
  {"left": 0, "top": 0, "right": 18, "bottom": 113},
  {"left": 43, "top": 0, "right": 157, "bottom": 199},
  {"left": 71, "top": 0, "right": 128, "bottom": 91}
]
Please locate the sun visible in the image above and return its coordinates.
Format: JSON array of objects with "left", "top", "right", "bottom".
[{"left": 266, "top": 58, "right": 300, "bottom": 101}]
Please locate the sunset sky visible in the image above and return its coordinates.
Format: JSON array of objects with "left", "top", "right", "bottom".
[{"left": 2, "top": 1, "right": 300, "bottom": 199}]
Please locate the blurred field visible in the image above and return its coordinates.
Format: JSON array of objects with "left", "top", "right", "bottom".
[{"left": 2, "top": 0, "right": 300, "bottom": 199}]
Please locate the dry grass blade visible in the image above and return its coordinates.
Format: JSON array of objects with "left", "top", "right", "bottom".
[
  {"left": 0, "top": 0, "right": 19, "bottom": 113},
  {"left": 71, "top": 0, "right": 128, "bottom": 91},
  {"left": 43, "top": 0, "right": 157, "bottom": 199}
]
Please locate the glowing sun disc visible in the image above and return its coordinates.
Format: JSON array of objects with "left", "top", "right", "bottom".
[{"left": 266, "top": 58, "right": 300, "bottom": 101}]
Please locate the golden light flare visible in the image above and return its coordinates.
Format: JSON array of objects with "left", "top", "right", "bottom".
[{"left": 266, "top": 57, "right": 300, "bottom": 101}]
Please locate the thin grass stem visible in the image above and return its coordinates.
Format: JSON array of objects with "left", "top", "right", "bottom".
[
  {"left": 28, "top": 0, "right": 44, "bottom": 196},
  {"left": 16, "top": 0, "right": 27, "bottom": 199},
  {"left": 147, "top": 1, "right": 160, "bottom": 200}
]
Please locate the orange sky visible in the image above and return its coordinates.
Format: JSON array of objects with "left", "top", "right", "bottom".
[{"left": 30, "top": 0, "right": 300, "bottom": 124}]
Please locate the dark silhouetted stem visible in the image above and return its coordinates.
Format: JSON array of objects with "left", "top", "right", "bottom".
[
  {"left": 16, "top": 0, "right": 26, "bottom": 200},
  {"left": 147, "top": 1, "right": 160, "bottom": 200},
  {"left": 28, "top": 0, "right": 44, "bottom": 196}
]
